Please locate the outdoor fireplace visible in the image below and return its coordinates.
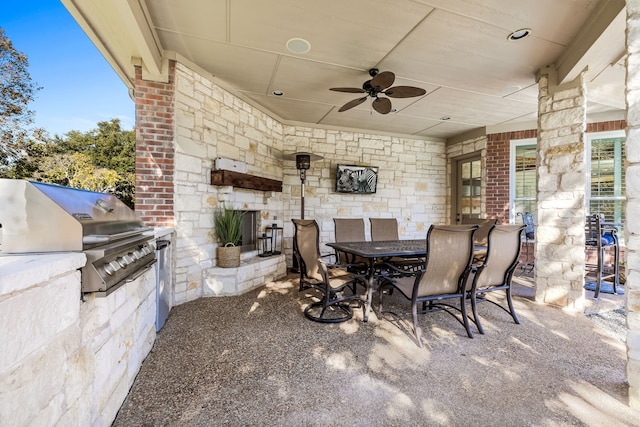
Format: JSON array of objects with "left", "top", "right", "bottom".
[
  {"left": 239, "top": 210, "right": 258, "bottom": 253},
  {"left": 236, "top": 210, "right": 281, "bottom": 255}
]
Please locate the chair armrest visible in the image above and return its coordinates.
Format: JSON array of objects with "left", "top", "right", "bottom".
[
  {"left": 319, "top": 254, "right": 354, "bottom": 271},
  {"left": 320, "top": 252, "right": 337, "bottom": 263}
]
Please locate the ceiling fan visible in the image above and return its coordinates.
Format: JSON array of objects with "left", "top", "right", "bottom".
[{"left": 330, "top": 68, "right": 426, "bottom": 114}]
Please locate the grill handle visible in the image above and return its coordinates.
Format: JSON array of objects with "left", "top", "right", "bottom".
[
  {"left": 156, "top": 239, "right": 171, "bottom": 250},
  {"left": 125, "top": 261, "right": 156, "bottom": 283},
  {"left": 83, "top": 227, "right": 155, "bottom": 245}
]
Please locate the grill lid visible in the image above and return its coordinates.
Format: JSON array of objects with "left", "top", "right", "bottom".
[{"left": 0, "top": 179, "right": 150, "bottom": 253}]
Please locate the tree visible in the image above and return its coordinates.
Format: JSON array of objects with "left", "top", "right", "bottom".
[
  {"left": 1, "top": 119, "right": 136, "bottom": 208},
  {"left": 0, "top": 29, "right": 136, "bottom": 207},
  {"left": 54, "top": 119, "right": 135, "bottom": 172},
  {"left": 0, "top": 27, "right": 42, "bottom": 165}
]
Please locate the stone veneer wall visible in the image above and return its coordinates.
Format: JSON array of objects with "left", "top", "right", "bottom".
[
  {"left": 171, "top": 62, "right": 286, "bottom": 304},
  {"left": 156, "top": 62, "right": 446, "bottom": 303},
  {"left": 282, "top": 128, "right": 447, "bottom": 228},
  {"left": 535, "top": 70, "right": 587, "bottom": 310},
  {"left": 626, "top": 2, "right": 640, "bottom": 410},
  {"left": 0, "top": 254, "right": 157, "bottom": 426},
  {"left": 282, "top": 126, "right": 447, "bottom": 264}
]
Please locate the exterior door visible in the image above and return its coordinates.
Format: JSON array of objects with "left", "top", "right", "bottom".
[{"left": 455, "top": 156, "right": 482, "bottom": 224}]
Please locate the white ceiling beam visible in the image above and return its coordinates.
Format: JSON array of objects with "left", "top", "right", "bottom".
[
  {"left": 115, "top": 0, "right": 167, "bottom": 82},
  {"left": 61, "top": 0, "right": 167, "bottom": 86},
  {"left": 554, "top": 0, "right": 625, "bottom": 85}
]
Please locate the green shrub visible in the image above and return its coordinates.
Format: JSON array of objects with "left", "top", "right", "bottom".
[{"left": 213, "top": 205, "right": 244, "bottom": 246}]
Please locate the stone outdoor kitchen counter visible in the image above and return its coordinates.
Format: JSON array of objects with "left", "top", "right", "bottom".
[{"left": 0, "top": 251, "right": 156, "bottom": 426}]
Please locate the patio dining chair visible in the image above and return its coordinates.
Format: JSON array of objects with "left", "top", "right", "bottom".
[
  {"left": 585, "top": 213, "right": 620, "bottom": 298},
  {"left": 292, "top": 219, "right": 367, "bottom": 323},
  {"left": 370, "top": 218, "right": 400, "bottom": 241},
  {"left": 465, "top": 224, "right": 525, "bottom": 334},
  {"left": 378, "top": 224, "right": 478, "bottom": 347},
  {"left": 516, "top": 212, "right": 535, "bottom": 272},
  {"left": 333, "top": 218, "right": 368, "bottom": 273},
  {"left": 369, "top": 217, "right": 423, "bottom": 273},
  {"left": 460, "top": 217, "right": 497, "bottom": 262}
]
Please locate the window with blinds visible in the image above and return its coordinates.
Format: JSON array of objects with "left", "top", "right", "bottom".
[{"left": 588, "top": 134, "right": 626, "bottom": 227}]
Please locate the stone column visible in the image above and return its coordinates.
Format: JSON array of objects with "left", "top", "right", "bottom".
[
  {"left": 626, "top": 1, "right": 640, "bottom": 410},
  {"left": 535, "top": 68, "right": 587, "bottom": 311}
]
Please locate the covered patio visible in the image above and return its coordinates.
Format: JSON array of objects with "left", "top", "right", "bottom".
[
  {"left": 112, "top": 272, "right": 638, "bottom": 425},
  {"left": 38, "top": 0, "right": 640, "bottom": 421}
]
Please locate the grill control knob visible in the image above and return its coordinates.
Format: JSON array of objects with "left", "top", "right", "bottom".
[
  {"left": 117, "top": 257, "right": 129, "bottom": 268},
  {"left": 104, "top": 264, "right": 116, "bottom": 276},
  {"left": 123, "top": 255, "right": 135, "bottom": 265},
  {"left": 132, "top": 250, "right": 143, "bottom": 260},
  {"left": 106, "top": 260, "right": 121, "bottom": 274}
]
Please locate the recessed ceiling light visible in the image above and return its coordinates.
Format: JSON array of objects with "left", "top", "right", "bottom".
[
  {"left": 286, "top": 38, "right": 311, "bottom": 54},
  {"left": 508, "top": 28, "right": 532, "bottom": 41},
  {"left": 272, "top": 90, "right": 284, "bottom": 96},
  {"left": 439, "top": 116, "right": 450, "bottom": 121}
]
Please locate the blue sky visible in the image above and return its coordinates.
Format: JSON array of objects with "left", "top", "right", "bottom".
[{"left": 2, "top": 1, "right": 134, "bottom": 136}]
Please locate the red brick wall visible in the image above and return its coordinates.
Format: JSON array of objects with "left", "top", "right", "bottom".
[
  {"left": 134, "top": 61, "right": 176, "bottom": 227},
  {"left": 486, "top": 121, "right": 626, "bottom": 267},
  {"left": 586, "top": 120, "right": 626, "bottom": 133},
  {"left": 484, "top": 122, "right": 626, "bottom": 224},
  {"left": 486, "top": 129, "right": 537, "bottom": 223}
]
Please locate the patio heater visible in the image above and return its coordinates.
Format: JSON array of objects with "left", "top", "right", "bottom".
[
  {"left": 284, "top": 152, "right": 323, "bottom": 219},
  {"left": 284, "top": 151, "right": 323, "bottom": 273}
]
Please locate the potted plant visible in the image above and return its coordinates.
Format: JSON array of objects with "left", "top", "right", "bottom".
[{"left": 213, "top": 204, "right": 244, "bottom": 267}]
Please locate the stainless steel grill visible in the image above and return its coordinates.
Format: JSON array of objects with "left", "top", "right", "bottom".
[{"left": 0, "top": 179, "right": 156, "bottom": 295}]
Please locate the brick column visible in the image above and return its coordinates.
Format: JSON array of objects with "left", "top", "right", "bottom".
[
  {"left": 535, "top": 69, "right": 587, "bottom": 310},
  {"left": 134, "top": 61, "right": 176, "bottom": 226},
  {"left": 625, "top": 2, "right": 640, "bottom": 410}
]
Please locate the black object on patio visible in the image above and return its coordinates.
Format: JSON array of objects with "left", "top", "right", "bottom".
[{"left": 585, "top": 213, "right": 621, "bottom": 298}]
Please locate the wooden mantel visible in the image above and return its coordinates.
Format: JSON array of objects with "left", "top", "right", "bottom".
[{"left": 211, "top": 170, "right": 282, "bottom": 192}]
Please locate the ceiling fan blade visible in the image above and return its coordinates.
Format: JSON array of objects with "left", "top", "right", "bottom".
[
  {"left": 384, "top": 86, "right": 427, "bottom": 98},
  {"left": 330, "top": 87, "right": 366, "bottom": 93},
  {"left": 370, "top": 71, "right": 395, "bottom": 90},
  {"left": 372, "top": 97, "right": 392, "bottom": 114},
  {"left": 338, "top": 96, "right": 368, "bottom": 112}
]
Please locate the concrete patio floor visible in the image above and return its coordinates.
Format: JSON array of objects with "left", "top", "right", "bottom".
[{"left": 113, "top": 271, "right": 639, "bottom": 426}]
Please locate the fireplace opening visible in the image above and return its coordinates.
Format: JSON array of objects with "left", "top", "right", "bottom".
[{"left": 239, "top": 210, "right": 258, "bottom": 253}]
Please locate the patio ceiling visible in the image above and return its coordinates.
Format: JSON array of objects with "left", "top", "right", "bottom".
[{"left": 62, "top": 0, "right": 626, "bottom": 141}]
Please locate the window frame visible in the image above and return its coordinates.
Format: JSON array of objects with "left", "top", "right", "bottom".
[
  {"left": 508, "top": 131, "right": 627, "bottom": 232},
  {"left": 584, "top": 130, "right": 627, "bottom": 237},
  {"left": 509, "top": 138, "right": 537, "bottom": 223},
  {"left": 585, "top": 130, "right": 626, "bottom": 222}
]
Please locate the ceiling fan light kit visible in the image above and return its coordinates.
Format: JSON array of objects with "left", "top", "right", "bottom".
[{"left": 330, "top": 68, "right": 426, "bottom": 114}]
